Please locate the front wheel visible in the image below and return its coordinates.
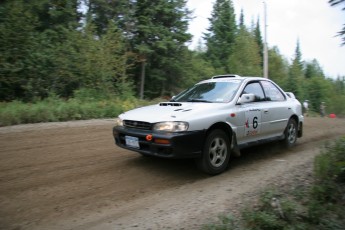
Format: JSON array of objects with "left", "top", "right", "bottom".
[
  {"left": 195, "top": 129, "right": 231, "bottom": 175},
  {"left": 283, "top": 119, "right": 297, "bottom": 148}
]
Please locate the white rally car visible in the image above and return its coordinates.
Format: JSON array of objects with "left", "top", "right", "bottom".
[{"left": 113, "top": 75, "right": 303, "bottom": 175}]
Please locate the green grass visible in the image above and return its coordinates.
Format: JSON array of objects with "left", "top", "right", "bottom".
[
  {"left": 0, "top": 94, "right": 165, "bottom": 127},
  {"left": 203, "top": 137, "right": 345, "bottom": 230}
]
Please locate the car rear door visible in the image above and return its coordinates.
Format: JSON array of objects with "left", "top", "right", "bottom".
[{"left": 260, "top": 80, "right": 291, "bottom": 137}]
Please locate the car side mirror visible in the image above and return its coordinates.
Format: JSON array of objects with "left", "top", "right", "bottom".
[
  {"left": 286, "top": 92, "right": 296, "bottom": 99},
  {"left": 237, "top": 93, "right": 256, "bottom": 104}
]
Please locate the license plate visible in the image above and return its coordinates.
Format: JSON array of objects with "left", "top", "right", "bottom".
[{"left": 125, "top": 136, "right": 139, "bottom": 149}]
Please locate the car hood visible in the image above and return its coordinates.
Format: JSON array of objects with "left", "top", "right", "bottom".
[{"left": 119, "top": 102, "right": 225, "bottom": 123}]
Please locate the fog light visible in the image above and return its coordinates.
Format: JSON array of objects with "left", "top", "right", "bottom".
[{"left": 146, "top": 134, "right": 153, "bottom": 141}]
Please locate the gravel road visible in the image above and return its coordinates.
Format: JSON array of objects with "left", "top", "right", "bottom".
[{"left": 0, "top": 117, "right": 344, "bottom": 230}]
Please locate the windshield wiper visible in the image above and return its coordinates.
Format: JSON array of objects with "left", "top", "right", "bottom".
[{"left": 187, "top": 99, "right": 212, "bottom": 103}]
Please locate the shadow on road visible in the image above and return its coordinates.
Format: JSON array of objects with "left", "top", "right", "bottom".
[{"left": 120, "top": 141, "right": 289, "bottom": 178}]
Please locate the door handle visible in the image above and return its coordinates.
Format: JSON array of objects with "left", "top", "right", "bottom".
[{"left": 264, "top": 110, "right": 269, "bottom": 114}]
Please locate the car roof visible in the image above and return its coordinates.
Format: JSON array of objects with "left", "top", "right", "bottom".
[{"left": 198, "top": 74, "right": 267, "bottom": 84}]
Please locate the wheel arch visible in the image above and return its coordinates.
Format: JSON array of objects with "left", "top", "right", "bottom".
[
  {"left": 289, "top": 114, "right": 299, "bottom": 122},
  {"left": 289, "top": 114, "right": 303, "bottom": 137},
  {"left": 206, "top": 122, "right": 233, "bottom": 142},
  {"left": 196, "top": 122, "right": 234, "bottom": 175},
  {"left": 205, "top": 122, "right": 239, "bottom": 154}
]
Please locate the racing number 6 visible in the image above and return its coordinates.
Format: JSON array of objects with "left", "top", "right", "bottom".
[{"left": 253, "top": 116, "right": 258, "bottom": 129}]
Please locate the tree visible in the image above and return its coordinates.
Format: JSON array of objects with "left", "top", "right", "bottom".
[
  {"left": 228, "top": 15, "right": 262, "bottom": 76},
  {"left": 267, "top": 47, "right": 289, "bottom": 87},
  {"left": 78, "top": 22, "right": 131, "bottom": 95},
  {"left": 30, "top": 0, "right": 81, "bottom": 32},
  {"left": 306, "top": 77, "right": 333, "bottom": 112},
  {"left": 180, "top": 50, "right": 215, "bottom": 89},
  {"left": 204, "top": 0, "right": 237, "bottom": 73},
  {"left": 0, "top": 0, "right": 40, "bottom": 100},
  {"left": 305, "top": 59, "right": 325, "bottom": 79},
  {"left": 326, "top": 77, "right": 345, "bottom": 116},
  {"left": 131, "top": 0, "right": 192, "bottom": 98},
  {"left": 85, "top": 0, "right": 135, "bottom": 36},
  {"left": 286, "top": 40, "right": 304, "bottom": 99},
  {"left": 253, "top": 18, "right": 264, "bottom": 68},
  {"left": 329, "top": 0, "right": 345, "bottom": 45},
  {"left": 0, "top": 0, "right": 131, "bottom": 101}
]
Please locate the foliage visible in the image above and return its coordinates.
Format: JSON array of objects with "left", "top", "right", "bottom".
[
  {"left": 203, "top": 137, "right": 345, "bottom": 230},
  {"left": 1, "top": 0, "right": 345, "bottom": 120},
  {"left": 329, "top": 0, "right": 345, "bottom": 45},
  {"left": 228, "top": 22, "right": 262, "bottom": 76},
  {"left": 0, "top": 93, "right": 142, "bottom": 127},
  {"left": 204, "top": 0, "right": 237, "bottom": 73},
  {"left": 86, "top": 0, "right": 135, "bottom": 36},
  {"left": 0, "top": 0, "right": 40, "bottom": 100},
  {"left": 285, "top": 40, "right": 304, "bottom": 100},
  {"left": 0, "top": 0, "right": 131, "bottom": 101},
  {"left": 131, "top": 0, "right": 192, "bottom": 98},
  {"left": 202, "top": 214, "right": 237, "bottom": 230},
  {"left": 267, "top": 47, "right": 289, "bottom": 87}
]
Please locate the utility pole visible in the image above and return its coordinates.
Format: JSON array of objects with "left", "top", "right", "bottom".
[{"left": 263, "top": 1, "right": 268, "bottom": 78}]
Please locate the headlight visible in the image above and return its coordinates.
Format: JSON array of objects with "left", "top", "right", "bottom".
[
  {"left": 153, "top": 121, "right": 189, "bottom": 132},
  {"left": 114, "top": 117, "right": 123, "bottom": 127}
]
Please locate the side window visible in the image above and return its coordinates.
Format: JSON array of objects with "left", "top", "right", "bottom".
[
  {"left": 242, "top": 82, "right": 265, "bottom": 102},
  {"left": 261, "top": 81, "right": 285, "bottom": 101}
]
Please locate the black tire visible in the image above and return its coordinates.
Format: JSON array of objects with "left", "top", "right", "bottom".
[
  {"left": 195, "top": 129, "right": 231, "bottom": 175},
  {"left": 283, "top": 118, "right": 297, "bottom": 148}
]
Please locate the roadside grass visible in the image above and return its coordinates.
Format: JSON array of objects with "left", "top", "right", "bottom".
[
  {"left": 203, "top": 137, "right": 345, "bottom": 230},
  {"left": 0, "top": 95, "right": 165, "bottom": 127}
]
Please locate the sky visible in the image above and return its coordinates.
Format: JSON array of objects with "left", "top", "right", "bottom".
[{"left": 186, "top": 0, "right": 345, "bottom": 78}]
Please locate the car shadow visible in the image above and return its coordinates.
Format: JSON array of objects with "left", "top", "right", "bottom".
[{"left": 122, "top": 141, "right": 288, "bottom": 179}]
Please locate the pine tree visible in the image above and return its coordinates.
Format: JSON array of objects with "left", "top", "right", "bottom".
[
  {"left": 85, "top": 0, "right": 135, "bottom": 36},
  {"left": 329, "top": 0, "right": 345, "bottom": 45},
  {"left": 204, "top": 0, "right": 237, "bottom": 73},
  {"left": 286, "top": 40, "right": 304, "bottom": 99},
  {"left": 305, "top": 59, "right": 325, "bottom": 79},
  {"left": 131, "top": 0, "right": 192, "bottom": 98},
  {"left": 0, "top": 0, "right": 40, "bottom": 100},
  {"left": 31, "top": 0, "right": 81, "bottom": 32},
  {"left": 267, "top": 47, "right": 289, "bottom": 87},
  {"left": 254, "top": 18, "right": 264, "bottom": 68},
  {"left": 228, "top": 12, "right": 262, "bottom": 76}
]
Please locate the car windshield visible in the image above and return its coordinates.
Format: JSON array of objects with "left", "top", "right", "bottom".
[{"left": 172, "top": 80, "right": 241, "bottom": 103}]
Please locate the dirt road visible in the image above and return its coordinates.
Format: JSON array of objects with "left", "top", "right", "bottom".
[{"left": 0, "top": 117, "right": 344, "bottom": 230}]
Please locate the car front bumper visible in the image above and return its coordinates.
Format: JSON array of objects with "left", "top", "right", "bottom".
[{"left": 113, "top": 126, "right": 205, "bottom": 158}]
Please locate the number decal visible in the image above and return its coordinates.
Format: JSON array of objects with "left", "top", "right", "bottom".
[
  {"left": 253, "top": 116, "right": 258, "bottom": 129},
  {"left": 245, "top": 110, "right": 261, "bottom": 136}
]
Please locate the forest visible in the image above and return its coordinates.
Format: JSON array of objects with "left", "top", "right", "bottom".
[{"left": 0, "top": 0, "right": 345, "bottom": 125}]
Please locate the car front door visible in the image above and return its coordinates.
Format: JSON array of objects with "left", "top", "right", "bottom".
[{"left": 236, "top": 81, "right": 268, "bottom": 145}]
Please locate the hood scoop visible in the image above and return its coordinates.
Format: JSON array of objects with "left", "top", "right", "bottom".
[{"left": 159, "top": 102, "right": 182, "bottom": 106}]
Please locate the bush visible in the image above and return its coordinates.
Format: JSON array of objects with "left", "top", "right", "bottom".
[
  {"left": 0, "top": 94, "right": 161, "bottom": 126},
  {"left": 202, "top": 214, "right": 237, "bottom": 230}
]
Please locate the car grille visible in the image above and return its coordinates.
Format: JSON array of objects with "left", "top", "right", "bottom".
[{"left": 124, "top": 120, "right": 152, "bottom": 130}]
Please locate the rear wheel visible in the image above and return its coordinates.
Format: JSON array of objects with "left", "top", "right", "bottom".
[
  {"left": 283, "top": 118, "right": 297, "bottom": 148},
  {"left": 196, "top": 129, "right": 231, "bottom": 175}
]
